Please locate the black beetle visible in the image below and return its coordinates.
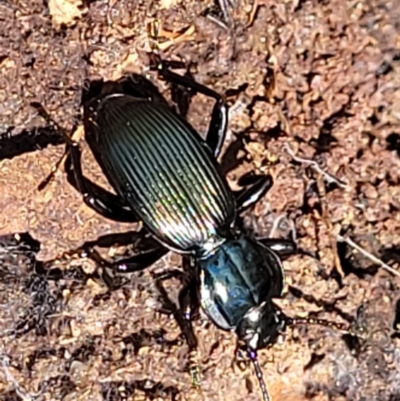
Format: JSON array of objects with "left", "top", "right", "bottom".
[{"left": 34, "top": 56, "right": 298, "bottom": 401}]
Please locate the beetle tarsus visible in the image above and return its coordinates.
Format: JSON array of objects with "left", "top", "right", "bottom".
[
  {"left": 188, "top": 349, "right": 202, "bottom": 389},
  {"left": 31, "top": 102, "right": 75, "bottom": 190}
]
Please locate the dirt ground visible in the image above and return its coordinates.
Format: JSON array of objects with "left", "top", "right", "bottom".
[{"left": 1, "top": 0, "right": 400, "bottom": 400}]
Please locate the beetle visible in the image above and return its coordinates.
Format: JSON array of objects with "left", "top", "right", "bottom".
[{"left": 34, "top": 56, "right": 298, "bottom": 401}]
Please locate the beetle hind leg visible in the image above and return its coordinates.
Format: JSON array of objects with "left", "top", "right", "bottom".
[
  {"left": 64, "top": 145, "right": 140, "bottom": 223},
  {"left": 149, "top": 55, "right": 229, "bottom": 159},
  {"left": 33, "top": 103, "right": 139, "bottom": 223},
  {"left": 152, "top": 257, "right": 202, "bottom": 388}
]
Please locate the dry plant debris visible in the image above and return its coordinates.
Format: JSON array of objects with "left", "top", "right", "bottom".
[
  {"left": 48, "top": 0, "right": 88, "bottom": 28},
  {"left": 0, "top": 0, "right": 400, "bottom": 400}
]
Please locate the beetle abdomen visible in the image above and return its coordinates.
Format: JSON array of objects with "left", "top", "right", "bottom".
[{"left": 89, "top": 94, "right": 235, "bottom": 252}]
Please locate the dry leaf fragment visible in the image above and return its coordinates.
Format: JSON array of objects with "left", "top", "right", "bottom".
[
  {"left": 144, "top": 19, "right": 197, "bottom": 53},
  {"left": 159, "top": 0, "right": 181, "bottom": 9},
  {"left": 48, "top": 0, "right": 87, "bottom": 28}
]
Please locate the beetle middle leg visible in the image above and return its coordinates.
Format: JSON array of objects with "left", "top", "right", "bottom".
[
  {"left": 83, "top": 243, "right": 169, "bottom": 275},
  {"left": 44, "top": 230, "right": 168, "bottom": 292},
  {"left": 234, "top": 171, "right": 274, "bottom": 213},
  {"left": 258, "top": 238, "right": 297, "bottom": 260},
  {"left": 50, "top": 231, "right": 168, "bottom": 274}
]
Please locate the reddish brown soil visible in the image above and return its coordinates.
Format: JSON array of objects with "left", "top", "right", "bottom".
[{"left": 0, "top": 1, "right": 400, "bottom": 400}]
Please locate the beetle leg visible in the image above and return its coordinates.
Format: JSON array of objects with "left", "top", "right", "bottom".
[
  {"left": 257, "top": 238, "right": 297, "bottom": 260},
  {"left": 155, "top": 258, "right": 201, "bottom": 387},
  {"left": 64, "top": 146, "right": 139, "bottom": 223},
  {"left": 33, "top": 102, "right": 138, "bottom": 223},
  {"left": 152, "top": 261, "right": 201, "bottom": 388},
  {"left": 80, "top": 243, "right": 168, "bottom": 274},
  {"left": 178, "top": 257, "right": 201, "bottom": 321},
  {"left": 235, "top": 172, "right": 273, "bottom": 213},
  {"left": 45, "top": 229, "right": 166, "bottom": 275},
  {"left": 151, "top": 58, "right": 228, "bottom": 158},
  {"left": 152, "top": 262, "right": 200, "bottom": 322},
  {"left": 179, "top": 257, "right": 202, "bottom": 387}
]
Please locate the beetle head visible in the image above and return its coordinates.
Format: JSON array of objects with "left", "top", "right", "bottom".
[
  {"left": 234, "top": 295, "right": 287, "bottom": 401},
  {"left": 236, "top": 299, "right": 286, "bottom": 351}
]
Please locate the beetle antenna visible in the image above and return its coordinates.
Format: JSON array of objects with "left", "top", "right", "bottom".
[
  {"left": 286, "top": 316, "right": 349, "bottom": 333},
  {"left": 247, "top": 348, "right": 270, "bottom": 401}
]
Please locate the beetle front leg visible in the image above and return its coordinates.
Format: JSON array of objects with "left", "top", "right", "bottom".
[
  {"left": 178, "top": 257, "right": 201, "bottom": 322},
  {"left": 235, "top": 172, "right": 273, "bottom": 213},
  {"left": 151, "top": 57, "right": 228, "bottom": 158},
  {"left": 258, "top": 238, "right": 297, "bottom": 260}
]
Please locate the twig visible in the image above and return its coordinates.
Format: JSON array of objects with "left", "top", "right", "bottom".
[
  {"left": 283, "top": 143, "right": 347, "bottom": 276},
  {"left": 246, "top": 0, "right": 260, "bottom": 28},
  {"left": 0, "top": 353, "right": 42, "bottom": 400},
  {"left": 218, "top": 0, "right": 235, "bottom": 22},
  {"left": 206, "top": 14, "right": 229, "bottom": 30},
  {"left": 269, "top": 214, "right": 297, "bottom": 242},
  {"left": 283, "top": 143, "right": 348, "bottom": 189},
  {"left": 337, "top": 235, "right": 400, "bottom": 278},
  {"left": 314, "top": 174, "right": 345, "bottom": 278}
]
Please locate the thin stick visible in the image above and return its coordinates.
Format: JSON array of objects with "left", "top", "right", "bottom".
[
  {"left": 337, "top": 235, "right": 400, "bottom": 278},
  {"left": 206, "top": 14, "right": 229, "bottom": 30},
  {"left": 0, "top": 353, "right": 42, "bottom": 400},
  {"left": 218, "top": 0, "right": 234, "bottom": 22},
  {"left": 246, "top": 0, "right": 260, "bottom": 28},
  {"left": 269, "top": 214, "right": 297, "bottom": 242},
  {"left": 283, "top": 143, "right": 348, "bottom": 189},
  {"left": 31, "top": 102, "right": 83, "bottom": 191}
]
